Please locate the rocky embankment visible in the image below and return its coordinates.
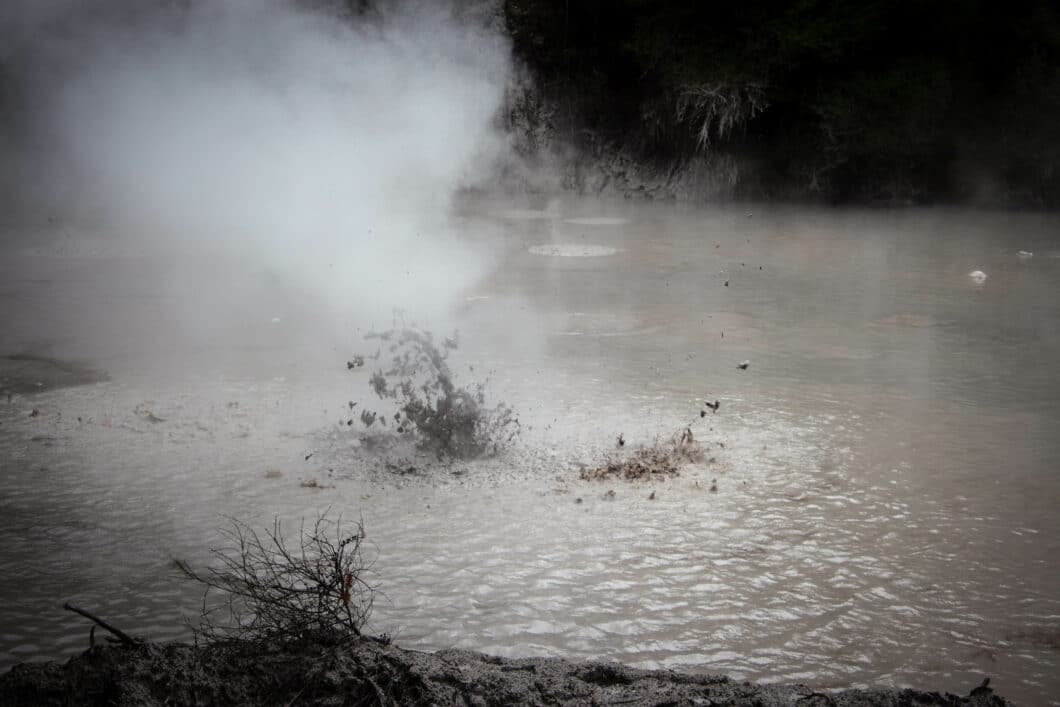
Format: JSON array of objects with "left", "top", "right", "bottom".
[{"left": 1, "top": 637, "right": 1009, "bottom": 706}]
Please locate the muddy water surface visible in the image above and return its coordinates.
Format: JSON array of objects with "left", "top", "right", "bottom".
[{"left": 1, "top": 201, "right": 1059, "bottom": 704}]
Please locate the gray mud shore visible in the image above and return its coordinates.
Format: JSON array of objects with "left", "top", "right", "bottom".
[
  {"left": 0, "top": 637, "right": 1008, "bottom": 706},
  {"left": 0, "top": 354, "right": 108, "bottom": 396}
]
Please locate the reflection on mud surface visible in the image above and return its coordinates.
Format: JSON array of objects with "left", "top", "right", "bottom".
[{"left": 2, "top": 201, "right": 1060, "bottom": 705}]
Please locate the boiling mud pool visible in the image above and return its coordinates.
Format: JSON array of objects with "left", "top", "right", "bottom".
[{"left": 1, "top": 200, "right": 1059, "bottom": 704}]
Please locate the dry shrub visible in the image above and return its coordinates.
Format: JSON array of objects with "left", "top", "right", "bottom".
[
  {"left": 582, "top": 427, "right": 704, "bottom": 481},
  {"left": 640, "top": 81, "right": 767, "bottom": 154},
  {"left": 176, "top": 514, "right": 374, "bottom": 643},
  {"left": 675, "top": 82, "right": 768, "bottom": 151},
  {"left": 356, "top": 327, "right": 519, "bottom": 459}
]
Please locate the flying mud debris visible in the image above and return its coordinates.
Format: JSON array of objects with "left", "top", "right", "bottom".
[
  {"left": 350, "top": 327, "right": 518, "bottom": 460},
  {"left": 582, "top": 426, "right": 705, "bottom": 481}
]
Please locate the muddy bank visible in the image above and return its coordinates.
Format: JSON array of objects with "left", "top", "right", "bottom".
[
  {"left": 0, "top": 637, "right": 1008, "bottom": 706},
  {"left": 0, "top": 354, "right": 107, "bottom": 397}
]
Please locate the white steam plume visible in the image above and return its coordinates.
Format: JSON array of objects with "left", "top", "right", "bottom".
[{"left": 2, "top": 0, "right": 511, "bottom": 342}]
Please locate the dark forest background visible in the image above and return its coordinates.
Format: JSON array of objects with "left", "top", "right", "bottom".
[
  {"left": 2, "top": 1, "right": 1057, "bottom": 207},
  {"left": 504, "top": 0, "right": 1060, "bottom": 206}
]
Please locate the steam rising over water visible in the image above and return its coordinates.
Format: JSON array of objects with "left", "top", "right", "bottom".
[{"left": 2, "top": 0, "right": 510, "bottom": 332}]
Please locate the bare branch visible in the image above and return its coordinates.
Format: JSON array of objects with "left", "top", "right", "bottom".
[
  {"left": 63, "top": 603, "right": 140, "bottom": 646},
  {"left": 176, "top": 514, "right": 376, "bottom": 643}
]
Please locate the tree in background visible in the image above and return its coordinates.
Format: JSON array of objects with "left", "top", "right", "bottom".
[{"left": 505, "top": 0, "right": 1060, "bottom": 205}]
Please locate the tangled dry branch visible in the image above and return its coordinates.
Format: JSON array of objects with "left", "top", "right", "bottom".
[{"left": 176, "top": 515, "right": 374, "bottom": 643}]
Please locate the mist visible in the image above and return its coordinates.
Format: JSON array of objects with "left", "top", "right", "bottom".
[{"left": 1, "top": 0, "right": 511, "bottom": 352}]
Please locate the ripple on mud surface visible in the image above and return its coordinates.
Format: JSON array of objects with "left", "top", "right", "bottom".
[
  {"left": 4, "top": 198, "right": 1060, "bottom": 706},
  {"left": 2, "top": 352, "right": 1057, "bottom": 705},
  {"left": 563, "top": 217, "right": 629, "bottom": 226},
  {"left": 493, "top": 209, "right": 556, "bottom": 221},
  {"left": 529, "top": 244, "right": 619, "bottom": 257},
  {"left": 18, "top": 234, "right": 150, "bottom": 259}
]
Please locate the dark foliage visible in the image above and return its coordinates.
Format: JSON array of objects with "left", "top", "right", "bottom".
[{"left": 506, "top": 0, "right": 1060, "bottom": 205}]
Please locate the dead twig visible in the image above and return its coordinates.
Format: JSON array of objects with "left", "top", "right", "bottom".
[
  {"left": 63, "top": 603, "right": 139, "bottom": 646},
  {"left": 175, "top": 513, "right": 375, "bottom": 643}
]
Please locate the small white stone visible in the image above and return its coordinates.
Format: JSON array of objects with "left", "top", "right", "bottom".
[{"left": 968, "top": 270, "right": 987, "bottom": 283}]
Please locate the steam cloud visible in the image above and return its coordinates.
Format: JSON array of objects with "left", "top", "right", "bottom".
[{"left": 1, "top": 0, "right": 511, "bottom": 346}]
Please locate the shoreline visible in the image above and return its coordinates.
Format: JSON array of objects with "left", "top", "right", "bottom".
[{"left": 0, "top": 636, "right": 1009, "bottom": 706}]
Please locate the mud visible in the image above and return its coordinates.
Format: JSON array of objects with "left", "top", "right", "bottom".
[
  {"left": 0, "top": 354, "right": 107, "bottom": 397},
  {"left": 0, "top": 637, "right": 1009, "bottom": 706},
  {"left": 582, "top": 428, "right": 705, "bottom": 481}
]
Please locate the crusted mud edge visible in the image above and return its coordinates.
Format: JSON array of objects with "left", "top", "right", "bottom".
[{"left": 0, "top": 637, "right": 1009, "bottom": 706}]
